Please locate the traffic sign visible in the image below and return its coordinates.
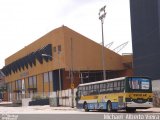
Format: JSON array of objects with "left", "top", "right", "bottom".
[{"left": 71, "top": 83, "right": 74, "bottom": 89}]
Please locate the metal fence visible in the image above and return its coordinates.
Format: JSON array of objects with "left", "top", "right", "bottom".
[
  {"left": 153, "top": 91, "right": 160, "bottom": 107},
  {"left": 8, "top": 88, "right": 77, "bottom": 107}
]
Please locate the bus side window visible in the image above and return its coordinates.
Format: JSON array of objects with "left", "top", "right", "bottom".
[
  {"left": 90, "top": 85, "right": 94, "bottom": 95},
  {"left": 81, "top": 86, "right": 85, "bottom": 96},
  {"left": 78, "top": 90, "right": 81, "bottom": 97},
  {"left": 93, "top": 84, "right": 98, "bottom": 94},
  {"left": 82, "top": 86, "right": 88, "bottom": 96},
  {"left": 120, "top": 80, "right": 124, "bottom": 91},
  {"left": 107, "top": 82, "right": 113, "bottom": 92},
  {"left": 100, "top": 83, "right": 106, "bottom": 94},
  {"left": 85, "top": 85, "right": 89, "bottom": 95},
  {"left": 113, "top": 81, "right": 118, "bottom": 91},
  {"left": 96, "top": 84, "right": 100, "bottom": 94},
  {"left": 88, "top": 85, "right": 92, "bottom": 95},
  {"left": 117, "top": 81, "right": 121, "bottom": 91},
  {"left": 114, "top": 81, "right": 121, "bottom": 92},
  {"left": 106, "top": 83, "right": 109, "bottom": 92}
]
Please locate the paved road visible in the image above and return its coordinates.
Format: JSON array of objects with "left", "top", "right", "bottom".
[
  {"left": 16, "top": 114, "right": 106, "bottom": 120},
  {"left": 0, "top": 106, "right": 160, "bottom": 120},
  {"left": 0, "top": 105, "right": 159, "bottom": 113},
  {"left": 3, "top": 112, "right": 160, "bottom": 120}
]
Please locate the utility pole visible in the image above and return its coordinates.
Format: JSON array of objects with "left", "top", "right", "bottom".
[
  {"left": 58, "top": 50, "right": 61, "bottom": 91},
  {"left": 70, "top": 38, "right": 74, "bottom": 108}
]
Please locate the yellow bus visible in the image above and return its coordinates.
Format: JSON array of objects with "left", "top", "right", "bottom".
[{"left": 76, "top": 77, "right": 153, "bottom": 112}]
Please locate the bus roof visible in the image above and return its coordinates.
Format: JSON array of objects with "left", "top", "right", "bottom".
[{"left": 78, "top": 77, "right": 126, "bottom": 87}]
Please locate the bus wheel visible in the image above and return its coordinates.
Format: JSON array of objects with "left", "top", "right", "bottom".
[
  {"left": 126, "top": 108, "right": 136, "bottom": 113},
  {"left": 107, "top": 101, "right": 112, "bottom": 112},
  {"left": 83, "top": 102, "right": 89, "bottom": 112}
]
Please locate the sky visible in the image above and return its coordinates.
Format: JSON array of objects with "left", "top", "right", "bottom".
[{"left": 0, "top": 0, "right": 132, "bottom": 68}]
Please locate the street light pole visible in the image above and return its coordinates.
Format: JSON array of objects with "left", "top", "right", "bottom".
[
  {"left": 99, "top": 5, "right": 107, "bottom": 80},
  {"left": 42, "top": 53, "right": 61, "bottom": 106},
  {"left": 57, "top": 51, "right": 61, "bottom": 91},
  {"left": 42, "top": 54, "right": 53, "bottom": 96},
  {"left": 42, "top": 53, "right": 61, "bottom": 91},
  {"left": 70, "top": 38, "right": 74, "bottom": 108}
]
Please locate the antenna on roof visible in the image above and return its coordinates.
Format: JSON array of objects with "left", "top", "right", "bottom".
[
  {"left": 105, "top": 41, "right": 114, "bottom": 48},
  {"left": 99, "top": 42, "right": 102, "bottom": 45},
  {"left": 113, "top": 41, "right": 129, "bottom": 53}
]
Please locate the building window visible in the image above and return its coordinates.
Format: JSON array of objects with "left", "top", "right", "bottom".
[
  {"left": 44, "top": 72, "right": 49, "bottom": 83},
  {"left": 58, "top": 45, "right": 61, "bottom": 52},
  {"left": 53, "top": 47, "right": 56, "bottom": 52},
  {"left": 28, "top": 76, "right": 37, "bottom": 88},
  {"left": 16, "top": 80, "right": 22, "bottom": 90},
  {"left": 7, "top": 82, "right": 12, "bottom": 92},
  {"left": 33, "top": 76, "right": 37, "bottom": 88},
  {"left": 43, "top": 71, "right": 53, "bottom": 94},
  {"left": 29, "top": 77, "right": 33, "bottom": 88},
  {"left": 12, "top": 82, "right": 16, "bottom": 92},
  {"left": 49, "top": 71, "right": 53, "bottom": 82}
]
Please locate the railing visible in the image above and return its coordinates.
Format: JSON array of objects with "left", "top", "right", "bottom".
[
  {"left": 153, "top": 91, "right": 160, "bottom": 107},
  {"left": 8, "top": 88, "right": 77, "bottom": 107}
]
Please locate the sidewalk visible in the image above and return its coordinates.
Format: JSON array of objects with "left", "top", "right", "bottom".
[
  {"left": 26, "top": 105, "right": 77, "bottom": 111},
  {"left": 0, "top": 106, "right": 77, "bottom": 114},
  {"left": 0, "top": 102, "right": 160, "bottom": 113},
  {"left": 140, "top": 107, "right": 160, "bottom": 112},
  {"left": 0, "top": 101, "right": 12, "bottom": 104},
  {"left": 0, "top": 101, "right": 14, "bottom": 107}
]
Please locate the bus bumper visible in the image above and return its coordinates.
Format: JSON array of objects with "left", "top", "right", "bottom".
[{"left": 126, "top": 102, "right": 153, "bottom": 108}]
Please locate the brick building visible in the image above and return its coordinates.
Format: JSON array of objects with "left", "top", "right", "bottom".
[{"left": 2, "top": 26, "right": 133, "bottom": 102}]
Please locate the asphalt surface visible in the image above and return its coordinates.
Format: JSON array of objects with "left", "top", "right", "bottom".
[
  {"left": 0, "top": 107, "right": 159, "bottom": 120},
  {"left": 0, "top": 105, "right": 159, "bottom": 120},
  {"left": 0, "top": 105, "right": 159, "bottom": 114}
]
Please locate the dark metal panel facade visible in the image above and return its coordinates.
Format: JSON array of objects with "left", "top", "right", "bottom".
[{"left": 130, "top": 0, "right": 160, "bottom": 79}]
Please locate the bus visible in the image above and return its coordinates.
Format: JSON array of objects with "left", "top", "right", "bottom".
[{"left": 76, "top": 77, "right": 153, "bottom": 112}]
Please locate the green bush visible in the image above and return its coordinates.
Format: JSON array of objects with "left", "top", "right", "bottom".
[
  {"left": 32, "top": 95, "right": 43, "bottom": 101},
  {"left": 32, "top": 95, "right": 49, "bottom": 101}
]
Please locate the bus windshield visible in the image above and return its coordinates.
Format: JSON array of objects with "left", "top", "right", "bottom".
[{"left": 128, "top": 78, "right": 150, "bottom": 90}]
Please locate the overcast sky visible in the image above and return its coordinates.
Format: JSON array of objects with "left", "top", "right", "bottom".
[{"left": 0, "top": 0, "right": 132, "bottom": 68}]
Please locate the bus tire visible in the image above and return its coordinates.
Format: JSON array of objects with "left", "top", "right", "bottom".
[
  {"left": 83, "top": 102, "right": 89, "bottom": 112},
  {"left": 107, "top": 101, "right": 112, "bottom": 112}
]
